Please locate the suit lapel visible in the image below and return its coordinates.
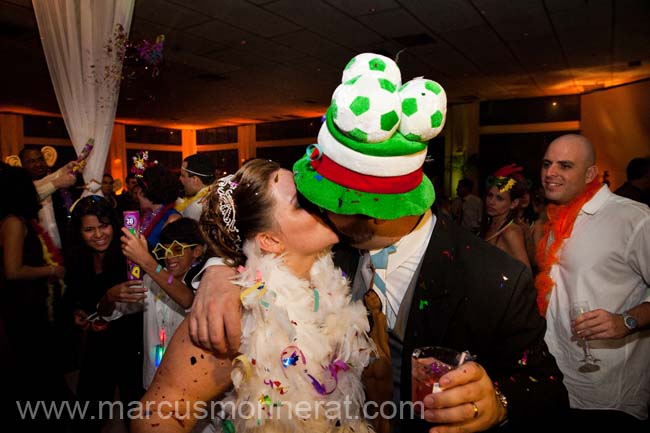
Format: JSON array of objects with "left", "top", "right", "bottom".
[{"left": 407, "top": 214, "right": 464, "bottom": 346}]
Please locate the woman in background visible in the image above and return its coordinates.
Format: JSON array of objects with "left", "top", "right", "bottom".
[
  {"left": 64, "top": 196, "right": 145, "bottom": 433},
  {"left": 136, "top": 165, "right": 181, "bottom": 248},
  {"left": 481, "top": 164, "right": 531, "bottom": 269},
  {"left": 0, "top": 165, "right": 67, "bottom": 430}
]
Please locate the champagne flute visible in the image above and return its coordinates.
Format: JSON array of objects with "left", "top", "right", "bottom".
[{"left": 570, "top": 301, "right": 600, "bottom": 373}]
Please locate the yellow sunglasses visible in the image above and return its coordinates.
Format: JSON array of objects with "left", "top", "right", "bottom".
[{"left": 152, "top": 240, "right": 198, "bottom": 260}]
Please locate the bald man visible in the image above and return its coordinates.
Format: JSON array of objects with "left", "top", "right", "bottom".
[{"left": 539, "top": 134, "right": 650, "bottom": 426}]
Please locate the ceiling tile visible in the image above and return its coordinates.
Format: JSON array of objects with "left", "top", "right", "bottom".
[
  {"left": 168, "top": 0, "right": 301, "bottom": 37},
  {"left": 441, "top": 25, "right": 514, "bottom": 67},
  {"left": 130, "top": 20, "right": 227, "bottom": 55},
  {"left": 357, "top": 7, "right": 429, "bottom": 39},
  {"left": 272, "top": 30, "right": 355, "bottom": 67},
  {"left": 324, "top": 0, "right": 400, "bottom": 17},
  {"left": 264, "top": 0, "right": 383, "bottom": 48},
  {"left": 134, "top": 0, "right": 210, "bottom": 30},
  {"left": 399, "top": 0, "right": 483, "bottom": 33}
]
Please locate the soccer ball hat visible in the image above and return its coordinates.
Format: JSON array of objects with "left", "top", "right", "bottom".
[{"left": 293, "top": 53, "right": 447, "bottom": 219}]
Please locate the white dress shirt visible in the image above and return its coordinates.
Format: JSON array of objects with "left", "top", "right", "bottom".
[{"left": 544, "top": 186, "right": 650, "bottom": 419}]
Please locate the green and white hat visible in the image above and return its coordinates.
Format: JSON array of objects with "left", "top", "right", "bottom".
[{"left": 293, "top": 53, "right": 447, "bottom": 219}]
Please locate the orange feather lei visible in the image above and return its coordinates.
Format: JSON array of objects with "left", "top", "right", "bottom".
[{"left": 534, "top": 179, "right": 602, "bottom": 316}]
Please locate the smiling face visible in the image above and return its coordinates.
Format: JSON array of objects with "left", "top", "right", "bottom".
[
  {"left": 165, "top": 243, "right": 203, "bottom": 278},
  {"left": 80, "top": 215, "right": 114, "bottom": 253},
  {"left": 541, "top": 135, "right": 597, "bottom": 205},
  {"left": 485, "top": 186, "right": 518, "bottom": 218},
  {"left": 20, "top": 149, "right": 48, "bottom": 180},
  {"left": 265, "top": 169, "right": 339, "bottom": 259}
]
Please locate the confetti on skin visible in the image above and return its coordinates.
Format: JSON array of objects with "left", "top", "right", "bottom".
[
  {"left": 190, "top": 356, "right": 197, "bottom": 365},
  {"left": 252, "top": 359, "right": 257, "bottom": 365},
  {"left": 419, "top": 300, "right": 429, "bottom": 310}
]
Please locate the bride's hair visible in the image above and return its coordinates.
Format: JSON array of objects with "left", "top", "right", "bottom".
[{"left": 201, "top": 158, "right": 281, "bottom": 267}]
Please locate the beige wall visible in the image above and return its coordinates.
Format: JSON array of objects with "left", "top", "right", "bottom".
[{"left": 581, "top": 80, "right": 650, "bottom": 190}]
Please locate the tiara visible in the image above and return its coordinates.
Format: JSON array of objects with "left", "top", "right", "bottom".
[{"left": 216, "top": 174, "right": 241, "bottom": 246}]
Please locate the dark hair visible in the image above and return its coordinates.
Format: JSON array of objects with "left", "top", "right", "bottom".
[
  {"left": 480, "top": 173, "right": 527, "bottom": 239},
  {"left": 69, "top": 196, "right": 121, "bottom": 247},
  {"left": 184, "top": 153, "right": 216, "bottom": 185},
  {"left": 65, "top": 196, "right": 123, "bottom": 278},
  {"left": 138, "top": 165, "right": 180, "bottom": 205},
  {"left": 103, "top": 173, "right": 113, "bottom": 180},
  {"left": 18, "top": 146, "right": 42, "bottom": 162},
  {"left": 125, "top": 173, "right": 137, "bottom": 182},
  {"left": 160, "top": 217, "right": 204, "bottom": 246},
  {"left": 0, "top": 166, "right": 41, "bottom": 220},
  {"left": 201, "top": 159, "right": 281, "bottom": 267},
  {"left": 458, "top": 178, "right": 473, "bottom": 191},
  {"left": 626, "top": 157, "right": 650, "bottom": 181}
]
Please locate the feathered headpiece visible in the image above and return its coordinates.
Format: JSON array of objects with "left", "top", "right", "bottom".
[{"left": 486, "top": 163, "right": 530, "bottom": 193}]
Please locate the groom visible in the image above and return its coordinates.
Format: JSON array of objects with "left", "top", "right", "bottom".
[{"left": 190, "top": 54, "right": 568, "bottom": 432}]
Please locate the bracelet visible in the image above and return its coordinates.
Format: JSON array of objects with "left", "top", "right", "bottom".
[
  {"left": 155, "top": 264, "right": 163, "bottom": 274},
  {"left": 167, "top": 273, "right": 174, "bottom": 285}
]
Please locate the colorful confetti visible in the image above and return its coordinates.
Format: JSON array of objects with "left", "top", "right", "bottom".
[{"left": 419, "top": 300, "right": 429, "bottom": 310}]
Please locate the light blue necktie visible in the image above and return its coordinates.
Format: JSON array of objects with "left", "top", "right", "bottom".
[{"left": 369, "top": 245, "right": 396, "bottom": 295}]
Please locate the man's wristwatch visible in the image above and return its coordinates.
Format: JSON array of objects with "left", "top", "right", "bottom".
[{"left": 622, "top": 312, "right": 639, "bottom": 332}]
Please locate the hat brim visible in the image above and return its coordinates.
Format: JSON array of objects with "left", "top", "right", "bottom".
[{"left": 293, "top": 155, "right": 435, "bottom": 220}]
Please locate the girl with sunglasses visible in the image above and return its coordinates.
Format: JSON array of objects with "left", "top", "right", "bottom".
[{"left": 121, "top": 217, "right": 205, "bottom": 388}]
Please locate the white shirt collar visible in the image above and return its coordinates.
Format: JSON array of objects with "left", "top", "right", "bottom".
[
  {"left": 369, "top": 209, "right": 435, "bottom": 273},
  {"left": 581, "top": 185, "right": 610, "bottom": 215}
]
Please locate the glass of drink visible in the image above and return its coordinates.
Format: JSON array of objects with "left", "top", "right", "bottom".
[{"left": 411, "top": 346, "right": 474, "bottom": 405}]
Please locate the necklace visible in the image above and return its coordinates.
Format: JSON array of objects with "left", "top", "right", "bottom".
[{"left": 484, "top": 219, "right": 514, "bottom": 242}]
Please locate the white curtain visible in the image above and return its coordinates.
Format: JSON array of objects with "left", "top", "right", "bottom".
[{"left": 32, "top": 0, "right": 135, "bottom": 194}]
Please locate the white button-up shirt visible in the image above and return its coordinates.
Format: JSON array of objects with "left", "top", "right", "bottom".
[{"left": 544, "top": 186, "right": 650, "bottom": 419}]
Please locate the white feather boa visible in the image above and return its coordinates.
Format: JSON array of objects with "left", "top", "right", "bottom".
[{"left": 223, "top": 242, "right": 376, "bottom": 432}]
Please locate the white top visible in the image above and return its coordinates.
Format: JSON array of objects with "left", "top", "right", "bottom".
[
  {"left": 176, "top": 185, "right": 210, "bottom": 221},
  {"left": 362, "top": 210, "right": 436, "bottom": 329},
  {"left": 34, "top": 170, "right": 64, "bottom": 248},
  {"left": 142, "top": 274, "right": 188, "bottom": 389},
  {"left": 544, "top": 186, "right": 650, "bottom": 419}
]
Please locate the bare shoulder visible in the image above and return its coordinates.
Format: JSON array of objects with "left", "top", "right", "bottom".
[{"left": 1, "top": 215, "right": 26, "bottom": 237}]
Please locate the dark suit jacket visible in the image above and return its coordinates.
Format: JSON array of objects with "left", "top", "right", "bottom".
[{"left": 334, "top": 212, "right": 569, "bottom": 432}]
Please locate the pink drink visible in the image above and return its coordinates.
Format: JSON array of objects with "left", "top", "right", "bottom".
[
  {"left": 411, "top": 356, "right": 454, "bottom": 403},
  {"left": 123, "top": 211, "right": 142, "bottom": 281}
]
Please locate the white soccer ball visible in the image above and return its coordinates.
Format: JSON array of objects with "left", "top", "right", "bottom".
[
  {"left": 331, "top": 74, "right": 401, "bottom": 143},
  {"left": 341, "top": 53, "right": 402, "bottom": 87},
  {"left": 398, "top": 78, "right": 447, "bottom": 142}
]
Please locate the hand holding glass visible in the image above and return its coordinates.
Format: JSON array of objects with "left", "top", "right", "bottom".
[
  {"left": 570, "top": 301, "right": 600, "bottom": 373},
  {"left": 411, "top": 346, "right": 474, "bottom": 406}
]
